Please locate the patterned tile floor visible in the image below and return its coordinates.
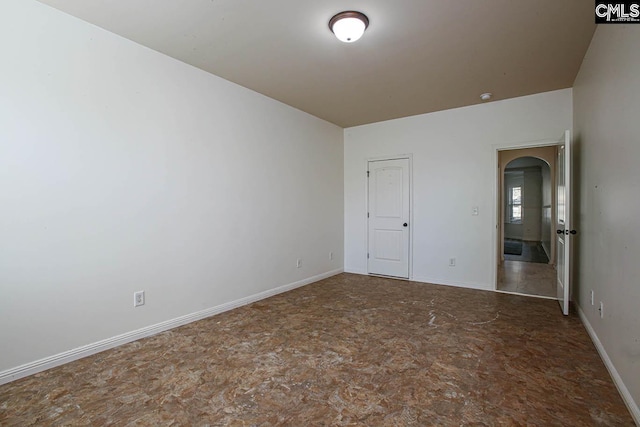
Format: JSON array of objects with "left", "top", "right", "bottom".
[{"left": 0, "top": 273, "right": 634, "bottom": 426}]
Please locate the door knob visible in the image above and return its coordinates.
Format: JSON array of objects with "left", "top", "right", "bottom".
[
  {"left": 570, "top": 230, "right": 577, "bottom": 235},
  {"left": 403, "top": 223, "right": 408, "bottom": 227},
  {"left": 556, "top": 229, "right": 563, "bottom": 234}
]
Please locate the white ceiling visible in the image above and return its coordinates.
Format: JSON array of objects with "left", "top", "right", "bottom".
[{"left": 37, "top": 0, "right": 596, "bottom": 128}]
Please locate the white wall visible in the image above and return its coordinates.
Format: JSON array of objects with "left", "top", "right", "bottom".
[
  {"left": 0, "top": 0, "right": 343, "bottom": 375},
  {"left": 541, "top": 164, "right": 552, "bottom": 256},
  {"left": 522, "top": 167, "right": 543, "bottom": 242},
  {"left": 503, "top": 165, "right": 544, "bottom": 242},
  {"left": 504, "top": 171, "right": 524, "bottom": 240},
  {"left": 344, "top": 89, "right": 572, "bottom": 289},
  {"left": 573, "top": 25, "right": 640, "bottom": 418}
]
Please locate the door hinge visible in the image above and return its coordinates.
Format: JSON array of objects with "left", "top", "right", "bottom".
[
  {"left": 367, "top": 212, "right": 369, "bottom": 218},
  {"left": 366, "top": 171, "right": 370, "bottom": 177},
  {"left": 367, "top": 253, "right": 370, "bottom": 259}
]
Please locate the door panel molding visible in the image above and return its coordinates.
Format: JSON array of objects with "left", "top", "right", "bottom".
[{"left": 365, "top": 154, "right": 413, "bottom": 280}]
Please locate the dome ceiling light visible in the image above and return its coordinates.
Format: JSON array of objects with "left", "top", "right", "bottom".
[{"left": 329, "top": 11, "right": 369, "bottom": 43}]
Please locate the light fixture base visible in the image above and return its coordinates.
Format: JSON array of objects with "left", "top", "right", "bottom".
[{"left": 480, "top": 93, "right": 493, "bottom": 101}]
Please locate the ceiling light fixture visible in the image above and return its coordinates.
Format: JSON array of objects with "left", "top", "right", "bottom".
[
  {"left": 329, "top": 11, "right": 369, "bottom": 43},
  {"left": 480, "top": 93, "right": 492, "bottom": 101}
]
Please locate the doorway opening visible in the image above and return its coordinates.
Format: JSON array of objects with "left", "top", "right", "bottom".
[{"left": 497, "top": 147, "right": 557, "bottom": 298}]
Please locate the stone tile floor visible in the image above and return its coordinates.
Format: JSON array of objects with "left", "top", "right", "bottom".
[
  {"left": 0, "top": 273, "right": 634, "bottom": 426},
  {"left": 498, "top": 260, "right": 557, "bottom": 298}
]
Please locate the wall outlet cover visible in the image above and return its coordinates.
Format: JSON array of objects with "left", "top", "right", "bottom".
[{"left": 134, "top": 291, "right": 145, "bottom": 307}]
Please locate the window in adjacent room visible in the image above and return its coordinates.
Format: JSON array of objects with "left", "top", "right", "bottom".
[
  {"left": 509, "top": 185, "right": 522, "bottom": 223},
  {"left": 504, "top": 170, "right": 524, "bottom": 224}
]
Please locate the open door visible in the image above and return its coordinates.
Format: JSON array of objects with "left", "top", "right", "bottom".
[{"left": 556, "top": 130, "right": 573, "bottom": 315}]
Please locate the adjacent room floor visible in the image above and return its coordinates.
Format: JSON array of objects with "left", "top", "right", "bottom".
[
  {"left": 504, "top": 240, "right": 550, "bottom": 264},
  {"left": 0, "top": 273, "right": 633, "bottom": 426},
  {"left": 497, "top": 260, "right": 557, "bottom": 298}
]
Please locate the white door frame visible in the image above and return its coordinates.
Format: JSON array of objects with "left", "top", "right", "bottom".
[
  {"left": 365, "top": 154, "right": 413, "bottom": 279},
  {"left": 491, "top": 138, "right": 565, "bottom": 291}
]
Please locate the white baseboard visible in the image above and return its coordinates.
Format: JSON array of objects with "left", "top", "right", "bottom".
[
  {"left": 576, "top": 303, "right": 640, "bottom": 425},
  {"left": 0, "top": 268, "right": 343, "bottom": 386},
  {"left": 541, "top": 241, "right": 551, "bottom": 259}
]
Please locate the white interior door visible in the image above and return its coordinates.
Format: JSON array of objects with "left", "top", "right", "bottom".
[
  {"left": 368, "top": 158, "right": 410, "bottom": 278},
  {"left": 556, "top": 130, "right": 572, "bottom": 315}
]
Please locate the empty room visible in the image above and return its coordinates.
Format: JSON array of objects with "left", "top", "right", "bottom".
[{"left": 1, "top": 1, "right": 639, "bottom": 425}]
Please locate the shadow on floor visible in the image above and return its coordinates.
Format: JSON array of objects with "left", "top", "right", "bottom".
[{"left": 504, "top": 239, "right": 549, "bottom": 263}]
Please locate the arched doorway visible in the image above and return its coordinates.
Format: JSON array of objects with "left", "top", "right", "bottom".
[{"left": 497, "top": 147, "right": 557, "bottom": 298}]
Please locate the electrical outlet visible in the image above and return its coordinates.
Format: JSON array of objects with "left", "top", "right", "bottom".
[
  {"left": 449, "top": 258, "right": 456, "bottom": 267},
  {"left": 599, "top": 301, "right": 604, "bottom": 318},
  {"left": 472, "top": 206, "right": 479, "bottom": 216},
  {"left": 329, "top": 251, "right": 333, "bottom": 260},
  {"left": 134, "top": 291, "right": 145, "bottom": 307},
  {"left": 296, "top": 258, "right": 302, "bottom": 268},
  {"left": 590, "top": 290, "right": 594, "bottom": 306}
]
